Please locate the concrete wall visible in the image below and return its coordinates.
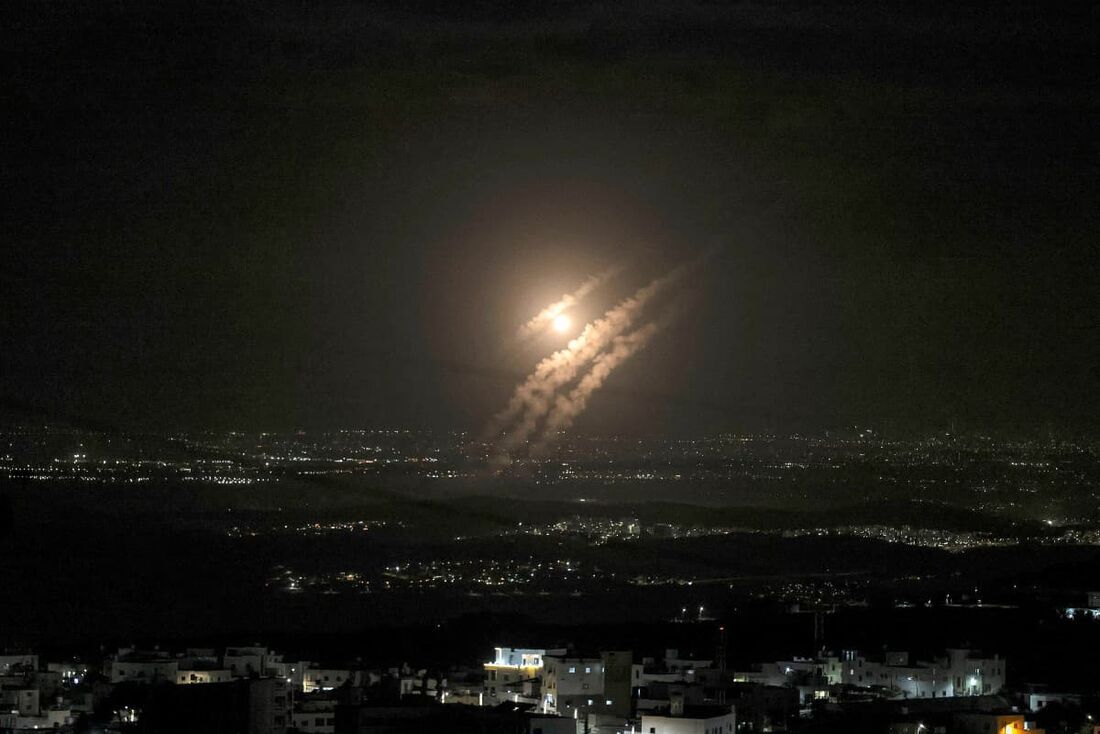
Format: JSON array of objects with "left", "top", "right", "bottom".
[{"left": 640, "top": 711, "right": 735, "bottom": 734}]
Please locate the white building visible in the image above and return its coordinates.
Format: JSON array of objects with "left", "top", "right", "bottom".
[
  {"left": 270, "top": 658, "right": 310, "bottom": 688},
  {"left": 175, "top": 667, "right": 234, "bottom": 685},
  {"left": 635, "top": 650, "right": 718, "bottom": 714},
  {"left": 292, "top": 699, "right": 337, "bottom": 733},
  {"left": 641, "top": 701, "right": 736, "bottom": 734},
  {"left": 46, "top": 661, "right": 88, "bottom": 683},
  {"left": 224, "top": 646, "right": 279, "bottom": 678},
  {"left": 302, "top": 667, "right": 356, "bottom": 693},
  {"left": 0, "top": 687, "right": 39, "bottom": 716},
  {"left": 543, "top": 655, "right": 604, "bottom": 715},
  {"left": 750, "top": 648, "right": 1005, "bottom": 701},
  {"left": 842, "top": 648, "right": 1005, "bottom": 698},
  {"left": 1027, "top": 691, "right": 1082, "bottom": 712},
  {"left": 0, "top": 707, "right": 73, "bottom": 732},
  {"left": 483, "top": 647, "right": 564, "bottom": 707},
  {"left": 110, "top": 653, "right": 179, "bottom": 684},
  {"left": 0, "top": 656, "right": 37, "bottom": 675}
]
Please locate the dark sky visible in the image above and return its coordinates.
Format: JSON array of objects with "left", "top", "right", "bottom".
[{"left": 2, "top": 1, "right": 1097, "bottom": 436}]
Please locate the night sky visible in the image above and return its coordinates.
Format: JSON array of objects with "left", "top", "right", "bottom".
[{"left": 3, "top": 1, "right": 1097, "bottom": 436}]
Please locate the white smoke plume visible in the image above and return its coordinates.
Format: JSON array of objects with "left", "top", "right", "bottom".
[
  {"left": 529, "top": 297, "right": 693, "bottom": 457},
  {"left": 485, "top": 256, "right": 706, "bottom": 460},
  {"left": 515, "top": 266, "right": 622, "bottom": 340}
]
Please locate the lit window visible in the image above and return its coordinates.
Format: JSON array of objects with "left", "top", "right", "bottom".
[{"left": 568, "top": 667, "right": 576, "bottom": 674}]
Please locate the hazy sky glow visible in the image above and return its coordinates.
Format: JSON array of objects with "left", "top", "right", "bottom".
[{"left": 2, "top": 1, "right": 1097, "bottom": 436}]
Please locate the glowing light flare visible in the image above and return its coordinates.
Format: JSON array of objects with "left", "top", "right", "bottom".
[
  {"left": 552, "top": 314, "right": 572, "bottom": 333},
  {"left": 516, "top": 268, "right": 620, "bottom": 340}
]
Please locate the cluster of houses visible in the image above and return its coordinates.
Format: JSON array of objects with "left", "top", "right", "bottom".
[
  {"left": 0, "top": 642, "right": 1090, "bottom": 733},
  {"left": 742, "top": 648, "right": 1008, "bottom": 704}
]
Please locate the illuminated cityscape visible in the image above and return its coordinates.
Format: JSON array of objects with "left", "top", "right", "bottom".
[
  {"left": 3, "top": 0, "right": 1098, "bottom": 731},
  {"left": 2, "top": 424, "right": 1100, "bottom": 731}
]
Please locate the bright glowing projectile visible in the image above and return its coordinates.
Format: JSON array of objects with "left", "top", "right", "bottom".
[{"left": 516, "top": 267, "right": 620, "bottom": 340}]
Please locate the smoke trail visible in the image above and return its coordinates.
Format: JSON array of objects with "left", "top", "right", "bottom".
[
  {"left": 485, "top": 259, "right": 700, "bottom": 457},
  {"left": 530, "top": 298, "right": 693, "bottom": 457},
  {"left": 515, "top": 266, "right": 622, "bottom": 340}
]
